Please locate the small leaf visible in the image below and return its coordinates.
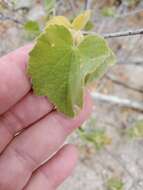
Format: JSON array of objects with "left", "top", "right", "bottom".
[
  {"left": 72, "top": 10, "right": 91, "bottom": 30},
  {"left": 127, "top": 120, "right": 143, "bottom": 139},
  {"left": 84, "top": 20, "right": 94, "bottom": 31},
  {"left": 24, "top": 20, "right": 41, "bottom": 35},
  {"left": 78, "top": 128, "right": 112, "bottom": 150},
  {"left": 101, "top": 6, "right": 116, "bottom": 17},
  {"left": 107, "top": 177, "right": 124, "bottom": 190},
  {"left": 125, "top": 0, "right": 139, "bottom": 7},
  {"left": 46, "top": 16, "right": 72, "bottom": 29},
  {"left": 85, "top": 50, "right": 116, "bottom": 84},
  {"left": 44, "top": 0, "right": 55, "bottom": 14},
  {"left": 78, "top": 35, "right": 116, "bottom": 84},
  {"left": 11, "top": 0, "right": 17, "bottom": 6}
]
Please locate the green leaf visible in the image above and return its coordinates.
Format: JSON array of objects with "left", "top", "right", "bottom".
[
  {"left": 85, "top": 49, "right": 116, "bottom": 84},
  {"left": 101, "top": 6, "right": 116, "bottom": 17},
  {"left": 84, "top": 21, "right": 94, "bottom": 31},
  {"left": 24, "top": 20, "right": 41, "bottom": 35},
  {"left": 107, "top": 177, "right": 124, "bottom": 190},
  {"left": 72, "top": 10, "right": 91, "bottom": 30},
  {"left": 46, "top": 16, "right": 72, "bottom": 29},
  {"left": 78, "top": 35, "right": 116, "bottom": 84},
  {"left": 127, "top": 120, "right": 143, "bottom": 139},
  {"left": 125, "top": 0, "right": 139, "bottom": 7},
  {"left": 44, "top": 0, "right": 55, "bottom": 14},
  {"left": 78, "top": 127, "right": 111, "bottom": 150},
  {"left": 12, "top": 0, "right": 17, "bottom": 5},
  {"left": 28, "top": 25, "right": 81, "bottom": 117},
  {"left": 28, "top": 25, "right": 116, "bottom": 117}
]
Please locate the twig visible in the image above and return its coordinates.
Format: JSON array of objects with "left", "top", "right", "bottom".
[
  {"left": 103, "top": 28, "right": 143, "bottom": 38},
  {"left": 115, "top": 8, "right": 143, "bottom": 19},
  {"left": 91, "top": 92, "right": 143, "bottom": 112},
  {"left": 69, "top": 0, "right": 76, "bottom": 16},
  {"left": 119, "top": 59, "right": 143, "bottom": 65},
  {"left": 105, "top": 74, "right": 143, "bottom": 93},
  {"left": 83, "top": 28, "right": 143, "bottom": 38},
  {"left": 0, "top": 13, "right": 22, "bottom": 25},
  {"left": 13, "top": 7, "right": 30, "bottom": 12},
  {"left": 84, "top": 0, "right": 92, "bottom": 10}
]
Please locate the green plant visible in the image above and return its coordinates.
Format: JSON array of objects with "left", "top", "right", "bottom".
[
  {"left": 78, "top": 127, "right": 112, "bottom": 150},
  {"left": 127, "top": 119, "right": 143, "bottom": 139},
  {"left": 44, "top": 0, "right": 56, "bottom": 15},
  {"left": 125, "top": 0, "right": 140, "bottom": 7},
  {"left": 101, "top": 6, "right": 116, "bottom": 17},
  {"left": 27, "top": 11, "right": 116, "bottom": 117},
  {"left": 84, "top": 20, "right": 94, "bottom": 31},
  {"left": 24, "top": 20, "right": 41, "bottom": 38},
  {"left": 107, "top": 177, "right": 124, "bottom": 190}
]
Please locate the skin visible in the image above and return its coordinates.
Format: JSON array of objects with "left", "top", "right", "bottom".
[{"left": 0, "top": 45, "right": 92, "bottom": 190}]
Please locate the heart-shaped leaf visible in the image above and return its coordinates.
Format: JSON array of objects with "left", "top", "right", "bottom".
[{"left": 28, "top": 25, "right": 116, "bottom": 117}]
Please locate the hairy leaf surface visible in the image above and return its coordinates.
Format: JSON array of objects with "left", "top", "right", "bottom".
[
  {"left": 28, "top": 25, "right": 116, "bottom": 117},
  {"left": 46, "top": 16, "right": 72, "bottom": 29},
  {"left": 72, "top": 10, "right": 91, "bottom": 30}
]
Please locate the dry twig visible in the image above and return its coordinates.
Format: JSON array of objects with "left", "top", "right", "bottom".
[
  {"left": 69, "top": 0, "right": 76, "bottom": 16},
  {"left": 103, "top": 28, "right": 143, "bottom": 38},
  {"left": 84, "top": 28, "right": 143, "bottom": 38},
  {"left": 91, "top": 92, "right": 143, "bottom": 112},
  {"left": 84, "top": 0, "right": 92, "bottom": 10},
  {"left": 0, "top": 13, "right": 22, "bottom": 25},
  {"left": 115, "top": 8, "right": 143, "bottom": 19},
  {"left": 105, "top": 74, "right": 143, "bottom": 94}
]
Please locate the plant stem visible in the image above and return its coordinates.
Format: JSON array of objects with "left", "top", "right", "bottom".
[
  {"left": 105, "top": 74, "right": 143, "bottom": 93},
  {"left": 0, "top": 13, "right": 22, "bottom": 25},
  {"left": 84, "top": 0, "right": 92, "bottom": 10},
  {"left": 91, "top": 92, "right": 143, "bottom": 112},
  {"left": 83, "top": 28, "right": 143, "bottom": 38},
  {"left": 103, "top": 28, "right": 143, "bottom": 38}
]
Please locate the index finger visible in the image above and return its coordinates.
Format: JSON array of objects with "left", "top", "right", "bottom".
[{"left": 0, "top": 44, "right": 33, "bottom": 115}]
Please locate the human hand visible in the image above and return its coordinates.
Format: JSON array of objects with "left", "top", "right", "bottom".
[{"left": 0, "top": 45, "right": 92, "bottom": 190}]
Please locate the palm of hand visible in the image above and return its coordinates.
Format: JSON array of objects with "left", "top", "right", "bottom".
[{"left": 0, "top": 45, "right": 92, "bottom": 190}]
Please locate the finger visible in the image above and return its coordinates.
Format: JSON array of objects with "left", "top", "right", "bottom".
[
  {"left": 24, "top": 144, "right": 78, "bottom": 190},
  {"left": 0, "top": 44, "right": 33, "bottom": 115},
  {"left": 0, "top": 92, "right": 92, "bottom": 190},
  {"left": 0, "top": 92, "right": 53, "bottom": 153}
]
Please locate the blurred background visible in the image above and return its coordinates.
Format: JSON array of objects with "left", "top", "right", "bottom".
[{"left": 0, "top": 0, "right": 143, "bottom": 189}]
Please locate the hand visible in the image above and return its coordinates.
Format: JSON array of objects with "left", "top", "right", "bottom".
[{"left": 0, "top": 45, "right": 92, "bottom": 190}]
